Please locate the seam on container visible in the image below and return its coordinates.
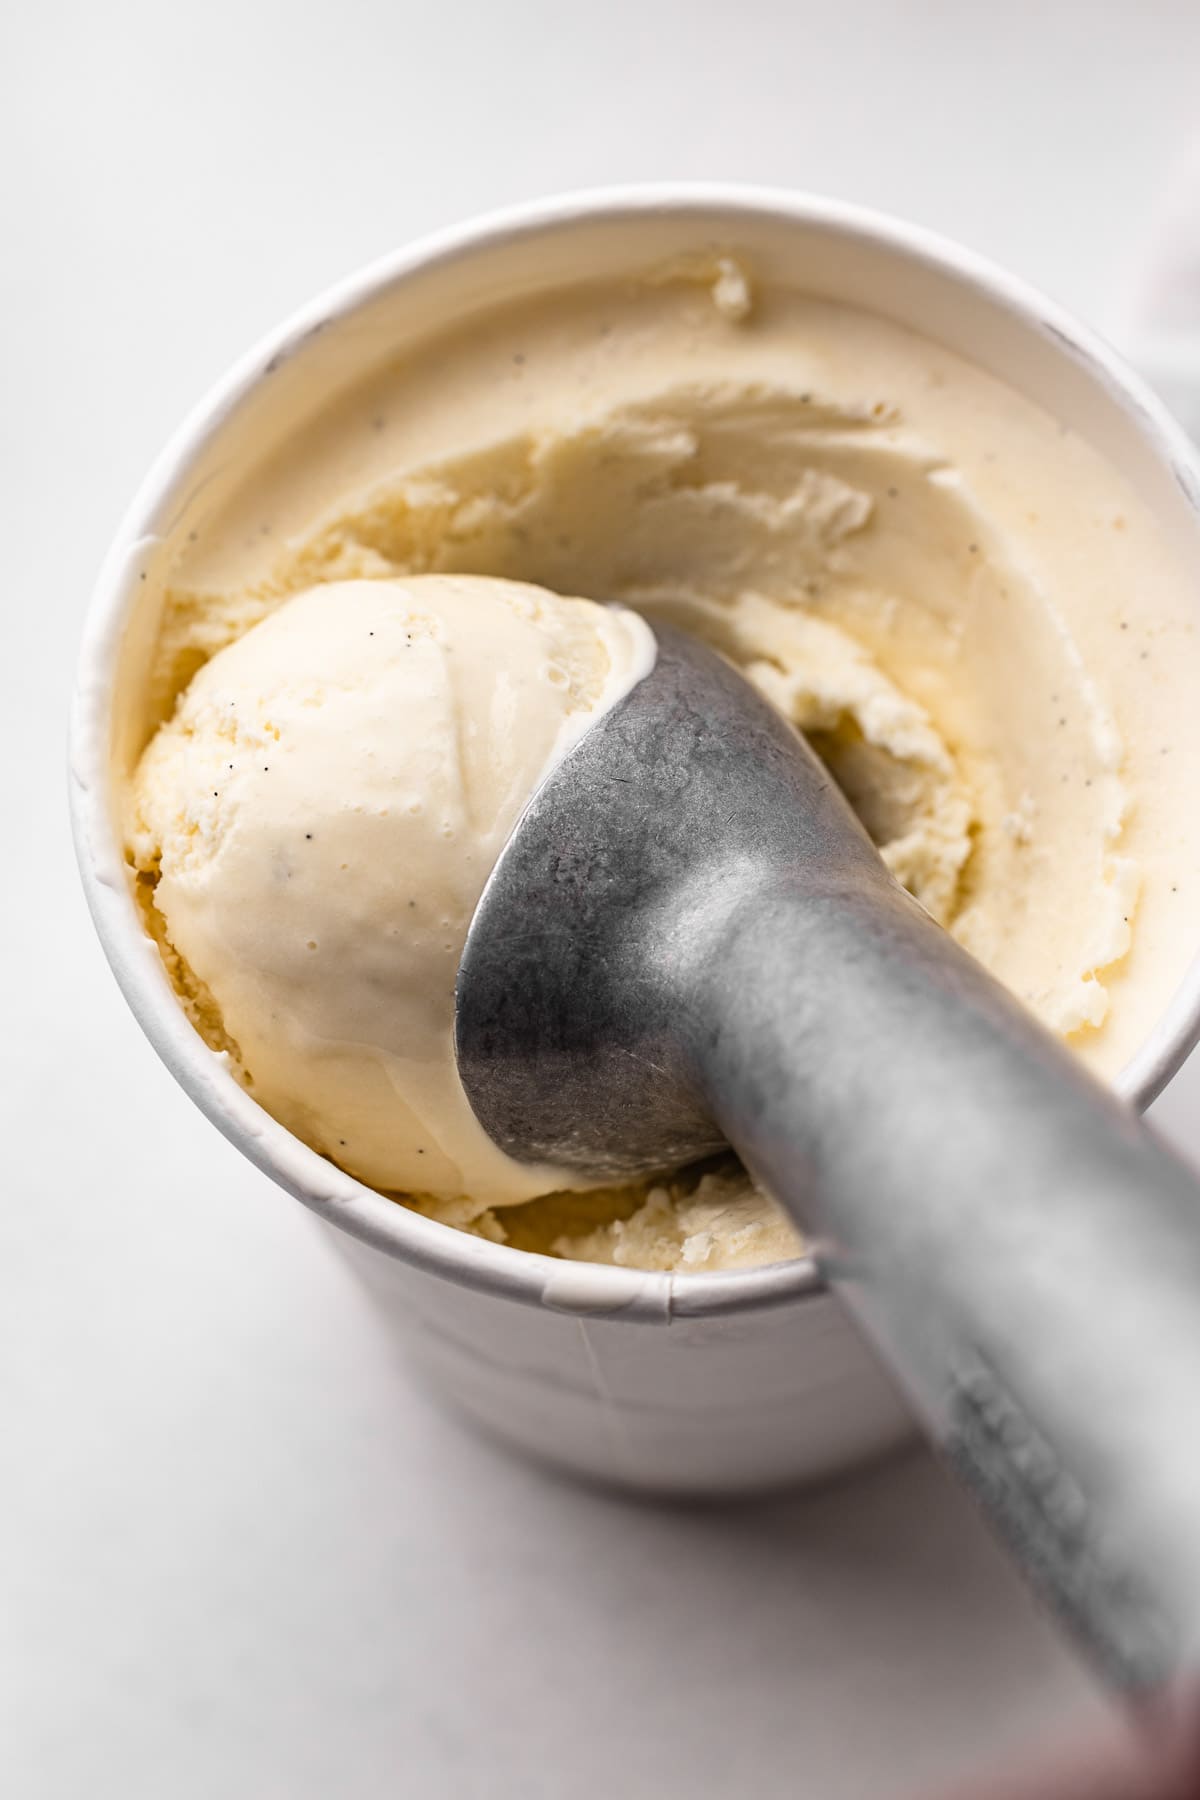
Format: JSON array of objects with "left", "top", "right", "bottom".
[
  {"left": 576, "top": 1319, "right": 644, "bottom": 1481},
  {"left": 406, "top": 1304, "right": 866, "bottom": 1417}
]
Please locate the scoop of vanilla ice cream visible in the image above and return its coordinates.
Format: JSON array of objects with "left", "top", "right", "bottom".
[{"left": 126, "top": 574, "right": 654, "bottom": 1201}]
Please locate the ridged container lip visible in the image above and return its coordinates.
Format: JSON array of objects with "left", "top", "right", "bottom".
[{"left": 69, "top": 182, "right": 1200, "bottom": 1325}]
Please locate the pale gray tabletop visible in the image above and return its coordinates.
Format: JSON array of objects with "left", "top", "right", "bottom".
[{"left": 5, "top": 2, "right": 1200, "bottom": 1794}]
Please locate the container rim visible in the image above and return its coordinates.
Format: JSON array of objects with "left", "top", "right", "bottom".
[{"left": 69, "top": 181, "right": 1200, "bottom": 1325}]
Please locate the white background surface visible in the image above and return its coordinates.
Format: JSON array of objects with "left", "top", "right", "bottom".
[{"left": 6, "top": 3, "right": 1200, "bottom": 1795}]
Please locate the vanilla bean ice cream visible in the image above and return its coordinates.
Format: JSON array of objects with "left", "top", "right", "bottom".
[
  {"left": 127, "top": 574, "right": 653, "bottom": 1204},
  {"left": 123, "top": 259, "right": 1200, "bottom": 1272}
]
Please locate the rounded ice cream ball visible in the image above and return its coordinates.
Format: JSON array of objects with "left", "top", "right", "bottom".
[{"left": 125, "top": 574, "right": 655, "bottom": 1201}]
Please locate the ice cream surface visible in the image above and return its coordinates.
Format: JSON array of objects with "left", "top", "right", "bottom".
[{"left": 124, "top": 258, "right": 1200, "bottom": 1272}]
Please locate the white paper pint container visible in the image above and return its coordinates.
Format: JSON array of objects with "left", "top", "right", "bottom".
[{"left": 70, "top": 189, "right": 1200, "bottom": 1497}]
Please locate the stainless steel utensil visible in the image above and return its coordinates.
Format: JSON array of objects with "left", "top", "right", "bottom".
[{"left": 457, "top": 624, "right": 1200, "bottom": 1695}]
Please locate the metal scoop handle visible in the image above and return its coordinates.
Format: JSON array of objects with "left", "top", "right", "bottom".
[
  {"left": 689, "top": 867, "right": 1200, "bottom": 1695},
  {"left": 457, "top": 625, "right": 1200, "bottom": 1693}
]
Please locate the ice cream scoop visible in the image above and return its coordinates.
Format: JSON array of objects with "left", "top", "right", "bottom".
[{"left": 456, "top": 623, "right": 1200, "bottom": 1696}]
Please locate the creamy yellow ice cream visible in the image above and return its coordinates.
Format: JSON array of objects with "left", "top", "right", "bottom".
[
  {"left": 125, "top": 258, "right": 1200, "bottom": 1273},
  {"left": 127, "top": 573, "right": 653, "bottom": 1204}
]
